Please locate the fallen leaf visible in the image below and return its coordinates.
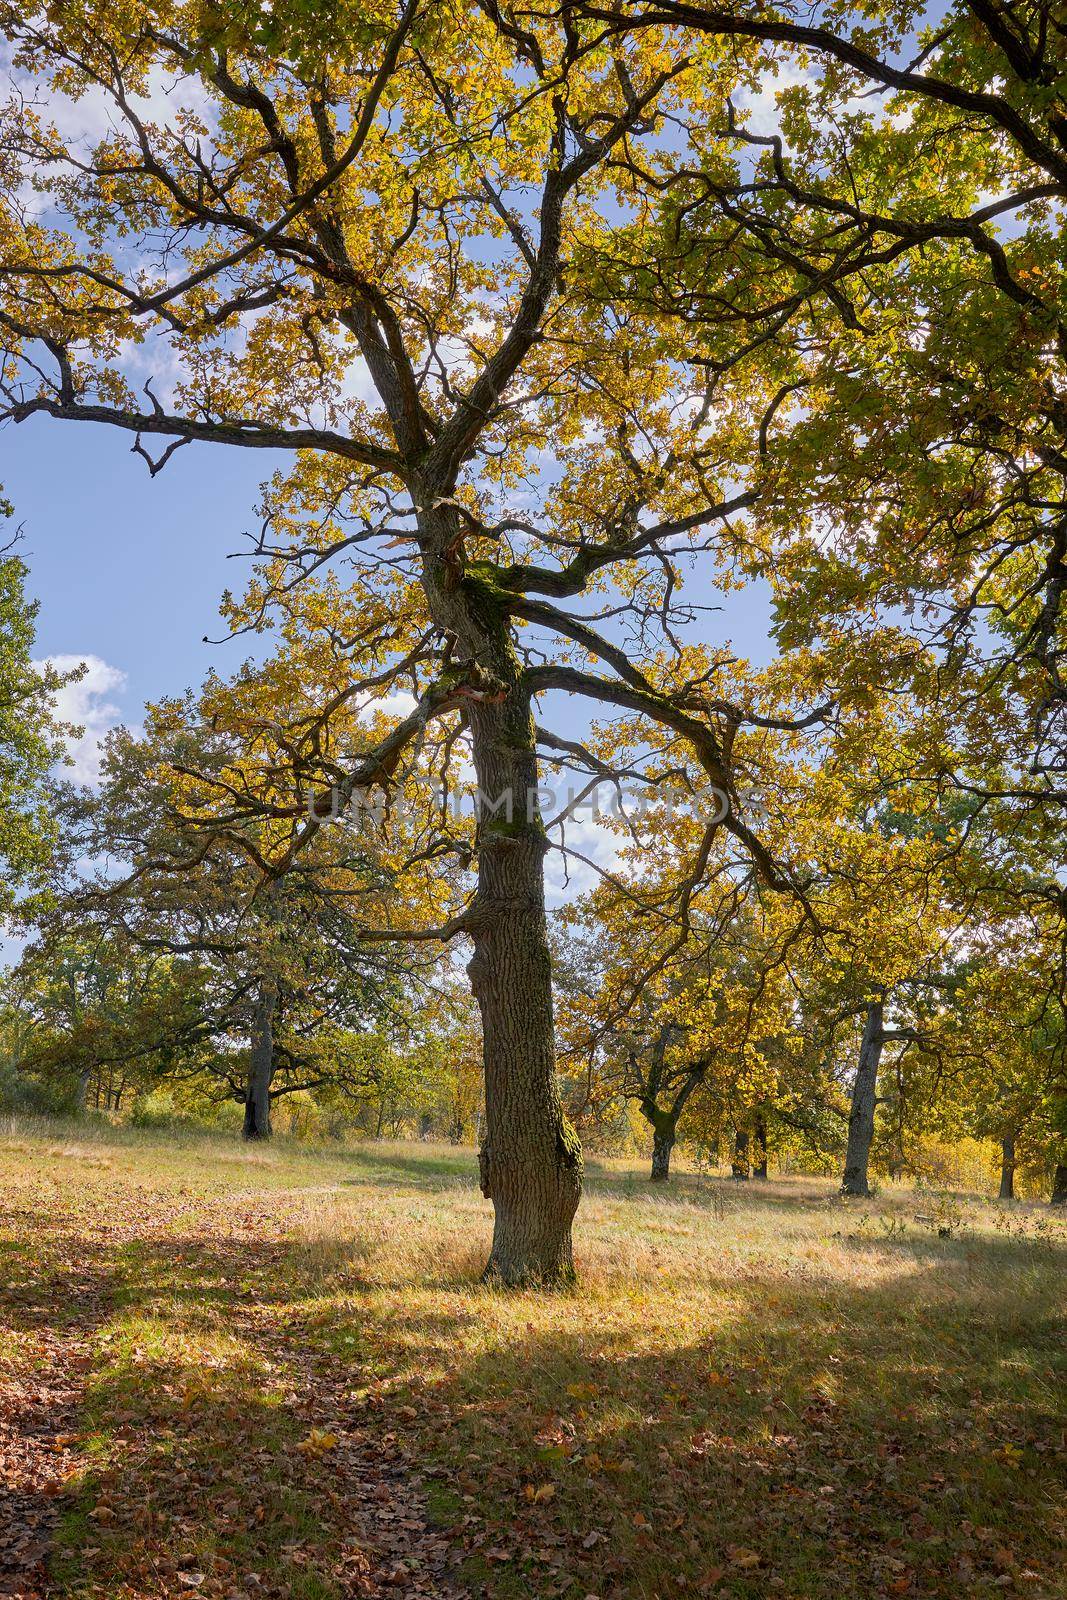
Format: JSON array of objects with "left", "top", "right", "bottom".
[
  {"left": 296, "top": 1428, "right": 340, "bottom": 1456},
  {"left": 566, "top": 1383, "right": 598, "bottom": 1401},
  {"left": 728, "top": 1547, "right": 762, "bottom": 1570}
]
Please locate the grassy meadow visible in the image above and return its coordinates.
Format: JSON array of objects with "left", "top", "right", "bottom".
[{"left": 0, "top": 1122, "right": 1064, "bottom": 1600}]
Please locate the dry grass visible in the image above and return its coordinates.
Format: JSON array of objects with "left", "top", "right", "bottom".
[{"left": 0, "top": 1123, "right": 1064, "bottom": 1600}]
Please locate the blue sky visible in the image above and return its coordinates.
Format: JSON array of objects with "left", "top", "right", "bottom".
[
  {"left": 6, "top": 412, "right": 777, "bottom": 794},
  {"left": 6, "top": 414, "right": 281, "bottom": 744}
]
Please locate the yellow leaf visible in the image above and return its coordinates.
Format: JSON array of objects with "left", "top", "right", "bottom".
[
  {"left": 566, "top": 1382, "right": 599, "bottom": 1401},
  {"left": 296, "top": 1428, "right": 340, "bottom": 1455},
  {"left": 729, "top": 1547, "right": 762, "bottom": 1570},
  {"left": 523, "top": 1482, "right": 556, "bottom": 1502}
]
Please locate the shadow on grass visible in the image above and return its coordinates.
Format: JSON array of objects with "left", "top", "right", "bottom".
[
  {"left": 340, "top": 1145, "right": 477, "bottom": 1189},
  {"left": 5, "top": 1140, "right": 1065, "bottom": 1600},
  {"left": 830, "top": 1223, "right": 1067, "bottom": 1273},
  {"left": 337, "top": 1146, "right": 835, "bottom": 1216},
  {"left": 54, "top": 1305, "right": 358, "bottom": 1598},
  {"left": 1, "top": 1221, "right": 426, "bottom": 1599},
  {"left": 373, "top": 1258, "right": 1065, "bottom": 1600}
]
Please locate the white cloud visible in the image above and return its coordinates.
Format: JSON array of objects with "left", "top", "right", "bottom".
[
  {"left": 734, "top": 61, "right": 818, "bottom": 141},
  {"left": 545, "top": 807, "right": 627, "bottom": 904},
  {"left": 2, "top": 52, "right": 214, "bottom": 152},
  {"left": 2, "top": 46, "right": 215, "bottom": 220},
  {"left": 359, "top": 689, "right": 418, "bottom": 722},
  {"left": 734, "top": 61, "right": 896, "bottom": 146},
  {"left": 37, "top": 654, "right": 127, "bottom": 787}
]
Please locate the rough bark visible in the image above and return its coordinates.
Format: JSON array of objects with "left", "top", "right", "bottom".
[
  {"left": 841, "top": 1000, "right": 884, "bottom": 1197},
  {"left": 732, "top": 1129, "right": 750, "bottom": 1180},
  {"left": 416, "top": 501, "right": 582, "bottom": 1286},
  {"left": 753, "top": 1113, "right": 768, "bottom": 1180},
  {"left": 464, "top": 683, "right": 581, "bottom": 1285},
  {"left": 998, "top": 1133, "right": 1016, "bottom": 1200},
  {"left": 1051, "top": 1162, "right": 1067, "bottom": 1206},
  {"left": 242, "top": 981, "right": 275, "bottom": 1140},
  {"left": 650, "top": 1122, "right": 676, "bottom": 1182}
]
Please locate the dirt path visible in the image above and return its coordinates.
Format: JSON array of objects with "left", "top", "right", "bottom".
[
  {"left": 0, "top": 1328, "right": 92, "bottom": 1598},
  {"left": 0, "top": 1215, "right": 108, "bottom": 1600},
  {"left": 0, "top": 1184, "right": 466, "bottom": 1600}
]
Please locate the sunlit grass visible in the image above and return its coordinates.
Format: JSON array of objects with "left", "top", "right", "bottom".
[{"left": 0, "top": 1121, "right": 1063, "bottom": 1599}]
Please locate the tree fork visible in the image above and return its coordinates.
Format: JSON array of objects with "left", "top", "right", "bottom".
[{"left": 427, "top": 530, "right": 582, "bottom": 1286}]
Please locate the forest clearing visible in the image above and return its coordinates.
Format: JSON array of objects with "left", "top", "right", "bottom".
[{"left": 2, "top": 0, "right": 1067, "bottom": 1593}]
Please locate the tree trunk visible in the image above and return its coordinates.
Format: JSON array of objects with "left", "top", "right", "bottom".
[
  {"left": 420, "top": 505, "right": 581, "bottom": 1286},
  {"left": 639, "top": 1098, "right": 678, "bottom": 1183},
  {"left": 1051, "top": 1162, "right": 1067, "bottom": 1206},
  {"left": 998, "top": 1133, "right": 1016, "bottom": 1200},
  {"left": 465, "top": 691, "right": 581, "bottom": 1286},
  {"left": 242, "top": 982, "right": 275, "bottom": 1140},
  {"left": 841, "top": 1000, "right": 884, "bottom": 1197},
  {"left": 732, "top": 1129, "right": 750, "bottom": 1180},
  {"left": 75, "top": 1064, "right": 92, "bottom": 1115},
  {"left": 650, "top": 1122, "right": 675, "bottom": 1182},
  {"left": 753, "top": 1113, "right": 768, "bottom": 1180}
]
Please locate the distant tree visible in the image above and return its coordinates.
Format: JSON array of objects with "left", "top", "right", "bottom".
[
  {"left": 48, "top": 657, "right": 457, "bottom": 1135},
  {"left": 0, "top": 529, "right": 75, "bottom": 922},
  {"left": 3, "top": 928, "right": 211, "bottom": 1113},
  {"left": 559, "top": 864, "right": 803, "bottom": 1183}
]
